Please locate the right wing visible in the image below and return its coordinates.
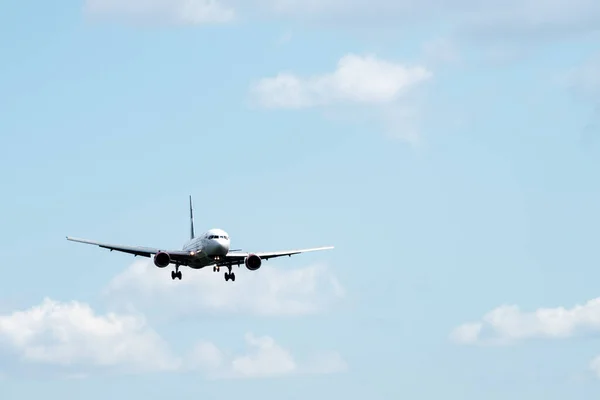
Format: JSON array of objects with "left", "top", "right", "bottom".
[
  {"left": 66, "top": 236, "right": 195, "bottom": 265},
  {"left": 217, "top": 246, "right": 334, "bottom": 266}
]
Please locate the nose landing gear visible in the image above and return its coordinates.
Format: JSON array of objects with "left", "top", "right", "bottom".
[{"left": 171, "top": 264, "right": 182, "bottom": 280}]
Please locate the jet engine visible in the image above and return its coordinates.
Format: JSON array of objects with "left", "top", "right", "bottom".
[
  {"left": 245, "top": 254, "right": 262, "bottom": 271},
  {"left": 154, "top": 251, "right": 171, "bottom": 268}
]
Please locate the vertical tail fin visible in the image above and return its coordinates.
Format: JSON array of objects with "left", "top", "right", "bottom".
[{"left": 189, "top": 195, "right": 195, "bottom": 240}]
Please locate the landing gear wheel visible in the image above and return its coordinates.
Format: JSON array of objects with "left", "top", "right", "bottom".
[
  {"left": 224, "top": 272, "right": 235, "bottom": 282},
  {"left": 172, "top": 267, "right": 182, "bottom": 280}
]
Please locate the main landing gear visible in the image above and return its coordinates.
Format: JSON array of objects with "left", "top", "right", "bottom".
[
  {"left": 225, "top": 271, "right": 235, "bottom": 282},
  {"left": 213, "top": 265, "right": 235, "bottom": 282},
  {"left": 171, "top": 264, "right": 182, "bottom": 280}
]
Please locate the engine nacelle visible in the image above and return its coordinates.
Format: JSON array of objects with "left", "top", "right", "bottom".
[
  {"left": 245, "top": 254, "right": 262, "bottom": 271},
  {"left": 154, "top": 251, "right": 171, "bottom": 268}
]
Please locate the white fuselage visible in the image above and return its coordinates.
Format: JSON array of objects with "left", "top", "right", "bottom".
[{"left": 181, "top": 228, "right": 231, "bottom": 268}]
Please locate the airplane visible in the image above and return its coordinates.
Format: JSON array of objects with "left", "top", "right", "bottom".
[{"left": 66, "top": 196, "right": 334, "bottom": 282}]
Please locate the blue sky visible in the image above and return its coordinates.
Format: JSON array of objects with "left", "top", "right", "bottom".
[{"left": 1, "top": 0, "right": 600, "bottom": 399}]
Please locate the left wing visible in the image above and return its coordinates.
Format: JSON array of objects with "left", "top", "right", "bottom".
[
  {"left": 217, "top": 246, "right": 334, "bottom": 266},
  {"left": 66, "top": 236, "right": 195, "bottom": 265}
]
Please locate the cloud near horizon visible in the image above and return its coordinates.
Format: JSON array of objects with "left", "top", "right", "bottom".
[
  {"left": 0, "top": 298, "right": 179, "bottom": 375},
  {"left": 451, "top": 297, "right": 600, "bottom": 345},
  {"left": 0, "top": 259, "right": 347, "bottom": 379},
  {"left": 0, "top": 298, "right": 346, "bottom": 378},
  {"left": 190, "top": 332, "right": 347, "bottom": 380},
  {"left": 451, "top": 296, "right": 600, "bottom": 378}
]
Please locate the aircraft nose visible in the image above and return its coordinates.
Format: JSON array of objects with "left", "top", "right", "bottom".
[{"left": 215, "top": 240, "right": 229, "bottom": 255}]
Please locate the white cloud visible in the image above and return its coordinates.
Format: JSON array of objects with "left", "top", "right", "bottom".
[
  {"left": 186, "top": 340, "right": 226, "bottom": 372},
  {"left": 103, "top": 259, "right": 344, "bottom": 317},
  {"left": 230, "top": 333, "right": 296, "bottom": 378},
  {"left": 188, "top": 332, "right": 347, "bottom": 380},
  {"left": 0, "top": 299, "right": 346, "bottom": 379},
  {"left": 452, "top": 297, "right": 600, "bottom": 379},
  {"left": 84, "top": 0, "right": 235, "bottom": 24},
  {"left": 0, "top": 298, "right": 179, "bottom": 373},
  {"left": 249, "top": 53, "right": 431, "bottom": 143},
  {"left": 451, "top": 298, "right": 600, "bottom": 346},
  {"left": 250, "top": 53, "right": 431, "bottom": 109}
]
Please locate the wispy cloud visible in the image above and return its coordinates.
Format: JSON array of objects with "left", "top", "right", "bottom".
[
  {"left": 421, "top": 37, "right": 462, "bottom": 67},
  {"left": 251, "top": 0, "right": 600, "bottom": 40},
  {"left": 84, "top": 0, "right": 235, "bottom": 24},
  {"left": 82, "top": 0, "right": 600, "bottom": 43},
  {"left": 564, "top": 53, "right": 600, "bottom": 100},
  {"left": 276, "top": 30, "right": 293, "bottom": 46},
  {"left": 561, "top": 53, "right": 600, "bottom": 143}
]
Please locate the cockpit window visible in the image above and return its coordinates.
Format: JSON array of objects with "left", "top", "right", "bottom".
[{"left": 208, "top": 235, "right": 228, "bottom": 240}]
